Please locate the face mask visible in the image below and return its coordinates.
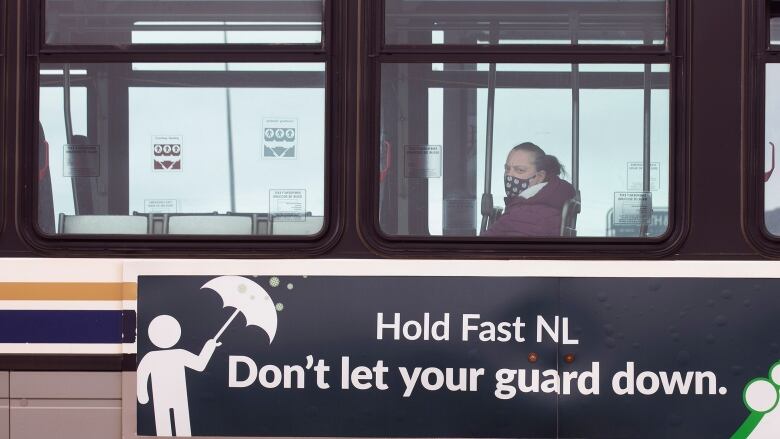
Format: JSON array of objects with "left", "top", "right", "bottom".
[{"left": 505, "top": 174, "right": 533, "bottom": 198}]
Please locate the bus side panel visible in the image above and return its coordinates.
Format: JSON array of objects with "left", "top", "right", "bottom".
[
  {"left": 10, "top": 372, "right": 120, "bottom": 439},
  {"left": 0, "top": 371, "right": 7, "bottom": 439}
]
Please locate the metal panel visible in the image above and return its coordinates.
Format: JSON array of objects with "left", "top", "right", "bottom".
[
  {"left": 121, "top": 372, "right": 136, "bottom": 439},
  {"left": 0, "top": 398, "right": 8, "bottom": 439},
  {"left": 0, "top": 372, "right": 8, "bottom": 397},
  {"left": 10, "top": 399, "right": 120, "bottom": 439},
  {"left": 10, "top": 372, "right": 120, "bottom": 399}
]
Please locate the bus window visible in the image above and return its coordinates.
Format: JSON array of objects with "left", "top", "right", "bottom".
[
  {"left": 385, "top": 0, "right": 667, "bottom": 46},
  {"left": 39, "top": 63, "right": 325, "bottom": 236},
  {"left": 765, "top": 64, "right": 780, "bottom": 235},
  {"left": 772, "top": 7, "right": 780, "bottom": 46},
  {"left": 379, "top": 63, "right": 670, "bottom": 238},
  {"left": 44, "top": 0, "right": 322, "bottom": 45}
]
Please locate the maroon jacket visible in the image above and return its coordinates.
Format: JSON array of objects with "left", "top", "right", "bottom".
[{"left": 483, "top": 176, "right": 576, "bottom": 237}]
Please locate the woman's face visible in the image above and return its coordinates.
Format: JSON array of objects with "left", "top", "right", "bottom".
[{"left": 504, "top": 149, "right": 546, "bottom": 185}]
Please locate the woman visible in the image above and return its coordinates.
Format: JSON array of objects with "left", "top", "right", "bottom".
[{"left": 483, "top": 142, "right": 576, "bottom": 237}]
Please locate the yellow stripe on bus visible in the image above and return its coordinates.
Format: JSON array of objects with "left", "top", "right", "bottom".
[{"left": 0, "top": 282, "right": 137, "bottom": 300}]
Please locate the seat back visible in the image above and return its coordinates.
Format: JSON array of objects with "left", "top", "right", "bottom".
[
  {"left": 58, "top": 214, "right": 150, "bottom": 234},
  {"left": 227, "top": 212, "right": 270, "bottom": 235},
  {"left": 560, "top": 195, "right": 581, "bottom": 237},
  {"left": 165, "top": 214, "right": 253, "bottom": 235},
  {"left": 270, "top": 215, "right": 324, "bottom": 236}
]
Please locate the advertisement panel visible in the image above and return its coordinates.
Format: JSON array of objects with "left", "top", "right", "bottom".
[{"left": 135, "top": 273, "right": 777, "bottom": 438}]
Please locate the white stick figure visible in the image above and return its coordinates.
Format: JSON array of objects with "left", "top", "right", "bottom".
[{"left": 137, "top": 315, "right": 221, "bottom": 437}]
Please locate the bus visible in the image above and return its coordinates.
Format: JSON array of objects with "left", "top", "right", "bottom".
[{"left": 1, "top": 0, "right": 779, "bottom": 438}]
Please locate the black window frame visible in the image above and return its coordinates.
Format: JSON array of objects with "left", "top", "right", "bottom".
[
  {"left": 0, "top": 0, "right": 7, "bottom": 236},
  {"left": 18, "top": 0, "right": 347, "bottom": 256},
  {"left": 358, "top": 0, "right": 690, "bottom": 258}
]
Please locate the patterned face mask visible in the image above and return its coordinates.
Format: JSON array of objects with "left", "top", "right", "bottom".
[{"left": 504, "top": 174, "right": 534, "bottom": 198}]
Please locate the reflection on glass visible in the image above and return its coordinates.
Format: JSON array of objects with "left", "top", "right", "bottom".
[
  {"left": 39, "top": 63, "right": 326, "bottom": 236},
  {"left": 771, "top": 18, "right": 780, "bottom": 46},
  {"left": 379, "top": 63, "right": 670, "bottom": 239},
  {"left": 45, "top": 0, "right": 322, "bottom": 45},
  {"left": 765, "top": 64, "right": 780, "bottom": 235},
  {"left": 385, "top": 0, "right": 667, "bottom": 46}
]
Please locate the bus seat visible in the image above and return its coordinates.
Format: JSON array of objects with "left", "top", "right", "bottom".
[
  {"left": 227, "top": 212, "right": 270, "bottom": 235},
  {"left": 165, "top": 214, "right": 253, "bottom": 235},
  {"left": 271, "top": 215, "right": 324, "bottom": 236},
  {"left": 58, "top": 214, "right": 150, "bottom": 234},
  {"left": 133, "top": 212, "right": 166, "bottom": 234},
  {"left": 255, "top": 215, "right": 270, "bottom": 235},
  {"left": 560, "top": 196, "right": 581, "bottom": 237}
]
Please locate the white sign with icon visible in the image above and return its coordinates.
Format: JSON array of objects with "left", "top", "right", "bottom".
[
  {"left": 262, "top": 118, "right": 298, "bottom": 159},
  {"left": 152, "top": 135, "right": 183, "bottom": 172}
]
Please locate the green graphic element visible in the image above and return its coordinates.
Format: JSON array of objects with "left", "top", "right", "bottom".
[
  {"left": 732, "top": 412, "right": 763, "bottom": 439},
  {"left": 731, "top": 361, "right": 780, "bottom": 439}
]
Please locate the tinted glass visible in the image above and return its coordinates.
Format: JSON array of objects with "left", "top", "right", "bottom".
[
  {"left": 45, "top": 0, "right": 322, "bottom": 45},
  {"left": 771, "top": 18, "right": 780, "bottom": 45},
  {"left": 39, "top": 63, "right": 326, "bottom": 236},
  {"left": 379, "top": 63, "right": 670, "bottom": 238},
  {"left": 385, "top": 0, "right": 667, "bottom": 45},
  {"left": 765, "top": 64, "right": 780, "bottom": 235}
]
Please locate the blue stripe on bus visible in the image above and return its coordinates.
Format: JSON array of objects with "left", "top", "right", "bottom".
[{"left": 0, "top": 310, "right": 136, "bottom": 343}]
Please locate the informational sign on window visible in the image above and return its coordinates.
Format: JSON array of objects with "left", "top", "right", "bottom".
[
  {"left": 443, "top": 198, "right": 476, "bottom": 234},
  {"left": 613, "top": 192, "right": 652, "bottom": 225},
  {"left": 63, "top": 144, "right": 100, "bottom": 177},
  {"left": 144, "top": 199, "right": 178, "bottom": 213},
  {"left": 405, "top": 145, "right": 442, "bottom": 178},
  {"left": 152, "top": 135, "right": 183, "bottom": 171},
  {"left": 270, "top": 189, "right": 306, "bottom": 222},
  {"left": 609, "top": 209, "right": 669, "bottom": 238},
  {"left": 626, "top": 162, "right": 660, "bottom": 191},
  {"left": 263, "top": 118, "right": 298, "bottom": 159}
]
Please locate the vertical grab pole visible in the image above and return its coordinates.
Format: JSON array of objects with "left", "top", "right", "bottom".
[
  {"left": 225, "top": 88, "right": 236, "bottom": 212},
  {"left": 479, "top": 62, "right": 498, "bottom": 234},
  {"left": 571, "top": 63, "right": 580, "bottom": 192},
  {"left": 640, "top": 62, "right": 652, "bottom": 238},
  {"left": 63, "top": 64, "right": 80, "bottom": 215},
  {"left": 223, "top": 26, "right": 237, "bottom": 212},
  {"left": 63, "top": 67, "right": 74, "bottom": 142},
  {"left": 479, "top": 23, "right": 499, "bottom": 234},
  {"left": 569, "top": 17, "right": 581, "bottom": 237}
]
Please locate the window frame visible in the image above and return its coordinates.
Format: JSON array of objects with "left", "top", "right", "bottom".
[
  {"left": 746, "top": 0, "right": 780, "bottom": 255},
  {"left": 0, "top": 0, "right": 7, "bottom": 236},
  {"left": 18, "top": 0, "right": 347, "bottom": 255},
  {"left": 358, "top": 0, "right": 690, "bottom": 257}
]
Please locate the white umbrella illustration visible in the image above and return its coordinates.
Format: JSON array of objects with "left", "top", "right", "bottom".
[{"left": 202, "top": 276, "right": 278, "bottom": 343}]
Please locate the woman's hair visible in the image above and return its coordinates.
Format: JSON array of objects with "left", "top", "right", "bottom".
[{"left": 510, "top": 142, "right": 566, "bottom": 178}]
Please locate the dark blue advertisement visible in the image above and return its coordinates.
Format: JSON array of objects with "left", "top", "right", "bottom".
[{"left": 136, "top": 275, "right": 778, "bottom": 438}]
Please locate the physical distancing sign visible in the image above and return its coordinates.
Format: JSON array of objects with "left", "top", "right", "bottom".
[
  {"left": 152, "top": 135, "right": 183, "bottom": 171},
  {"left": 263, "top": 119, "right": 297, "bottom": 159}
]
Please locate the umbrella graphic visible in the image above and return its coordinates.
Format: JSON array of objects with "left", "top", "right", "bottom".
[{"left": 202, "top": 276, "right": 278, "bottom": 343}]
